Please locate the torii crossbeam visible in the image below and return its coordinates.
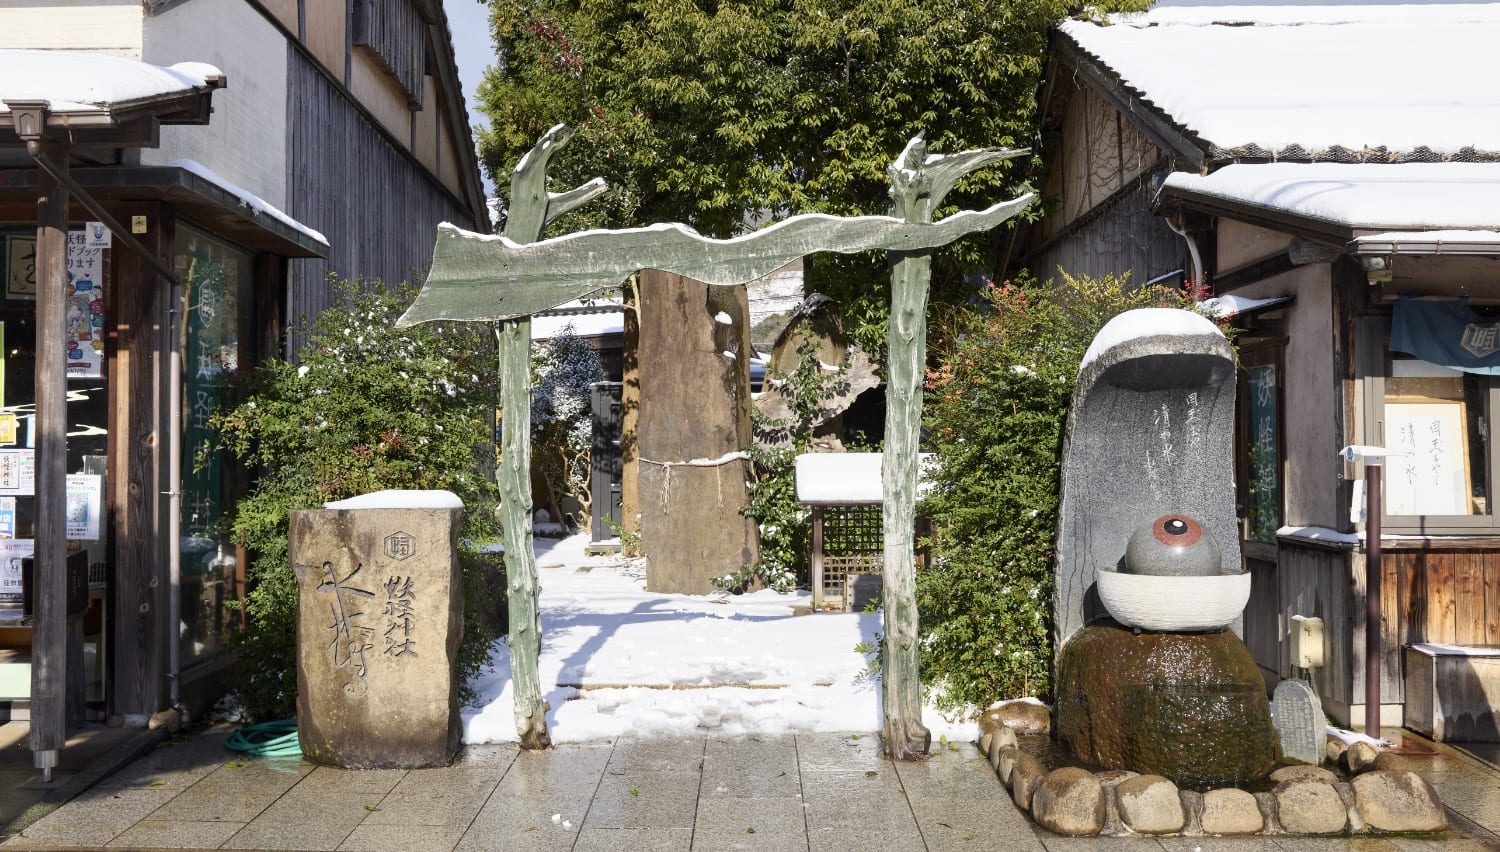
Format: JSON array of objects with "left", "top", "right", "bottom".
[{"left": 397, "top": 125, "right": 1033, "bottom": 756}]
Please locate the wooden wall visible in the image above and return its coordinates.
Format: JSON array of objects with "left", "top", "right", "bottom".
[
  {"left": 1017, "top": 179, "right": 1188, "bottom": 288},
  {"left": 284, "top": 47, "right": 476, "bottom": 350},
  {"left": 1392, "top": 546, "right": 1500, "bottom": 647}
]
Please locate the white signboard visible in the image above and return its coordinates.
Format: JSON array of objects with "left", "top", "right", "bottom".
[
  {"left": 66, "top": 474, "right": 101, "bottom": 540},
  {"left": 1385, "top": 402, "right": 1470, "bottom": 515}
]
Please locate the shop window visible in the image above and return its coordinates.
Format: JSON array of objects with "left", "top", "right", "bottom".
[
  {"left": 1364, "top": 307, "right": 1500, "bottom": 534},
  {"left": 175, "top": 226, "right": 250, "bottom": 665}
]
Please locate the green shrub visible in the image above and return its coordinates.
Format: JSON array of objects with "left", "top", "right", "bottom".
[
  {"left": 530, "top": 327, "right": 605, "bottom": 528},
  {"left": 918, "top": 272, "right": 1208, "bottom": 714},
  {"left": 209, "top": 278, "right": 503, "bottom": 720}
]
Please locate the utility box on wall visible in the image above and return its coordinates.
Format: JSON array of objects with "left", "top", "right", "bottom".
[{"left": 1290, "top": 615, "right": 1325, "bottom": 669}]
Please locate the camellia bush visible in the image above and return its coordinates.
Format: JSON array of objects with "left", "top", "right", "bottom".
[
  {"left": 209, "top": 278, "right": 503, "bottom": 720},
  {"left": 918, "top": 271, "right": 1215, "bottom": 714}
]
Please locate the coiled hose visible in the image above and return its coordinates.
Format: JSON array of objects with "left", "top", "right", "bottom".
[{"left": 225, "top": 719, "right": 302, "bottom": 758}]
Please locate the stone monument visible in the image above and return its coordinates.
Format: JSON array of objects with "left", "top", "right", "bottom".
[
  {"left": 1052, "top": 309, "right": 1276, "bottom": 784},
  {"left": 1272, "top": 679, "right": 1324, "bottom": 766},
  {"left": 291, "top": 490, "right": 465, "bottom": 769}
]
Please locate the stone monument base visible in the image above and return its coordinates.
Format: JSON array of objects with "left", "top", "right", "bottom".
[
  {"left": 1054, "top": 623, "right": 1276, "bottom": 784},
  {"left": 292, "top": 498, "right": 465, "bottom": 769}
]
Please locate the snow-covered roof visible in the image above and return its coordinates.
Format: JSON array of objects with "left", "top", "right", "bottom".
[
  {"left": 1058, "top": 5, "right": 1500, "bottom": 159},
  {"left": 1160, "top": 163, "right": 1500, "bottom": 232},
  {"left": 167, "top": 159, "right": 328, "bottom": 247},
  {"left": 0, "top": 49, "right": 223, "bottom": 117},
  {"left": 1198, "top": 294, "right": 1292, "bottom": 319}
]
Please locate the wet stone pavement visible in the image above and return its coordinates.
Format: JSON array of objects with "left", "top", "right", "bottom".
[{"left": 2, "top": 723, "right": 1498, "bottom": 851}]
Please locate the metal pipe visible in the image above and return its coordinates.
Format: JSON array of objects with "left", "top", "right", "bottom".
[
  {"left": 1366, "top": 462, "right": 1383, "bottom": 739},
  {"left": 1165, "top": 217, "right": 1206, "bottom": 292},
  {"left": 167, "top": 278, "right": 186, "bottom": 724}
]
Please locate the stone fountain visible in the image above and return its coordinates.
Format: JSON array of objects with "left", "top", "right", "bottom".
[{"left": 1051, "top": 308, "right": 1275, "bottom": 785}]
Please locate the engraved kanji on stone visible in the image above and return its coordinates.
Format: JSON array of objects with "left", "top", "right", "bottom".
[{"left": 384, "top": 531, "right": 416, "bottom": 561}]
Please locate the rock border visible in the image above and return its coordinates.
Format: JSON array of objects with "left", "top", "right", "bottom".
[{"left": 983, "top": 724, "right": 1448, "bottom": 838}]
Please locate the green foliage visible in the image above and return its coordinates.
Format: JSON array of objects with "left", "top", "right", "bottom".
[
  {"left": 475, "top": 0, "right": 1150, "bottom": 353},
  {"left": 530, "top": 327, "right": 606, "bottom": 528},
  {"left": 918, "top": 271, "right": 1209, "bottom": 714},
  {"left": 730, "top": 343, "right": 855, "bottom": 594},
  {"left": 209, "top": 278, "right": 504, "bottom": 720}
]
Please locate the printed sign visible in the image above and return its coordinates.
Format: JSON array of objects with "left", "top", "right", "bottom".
[
  {"left": 0, "top": 450, "right": 35, "bottom": 496},
  {"left": 65, "top": 474, "right": 101, "bottom": 540}
]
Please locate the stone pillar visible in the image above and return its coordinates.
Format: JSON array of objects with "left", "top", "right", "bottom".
[
  {"left": 636, "top": 269, "right": 757, "bottom": 594},
  {"left": 291, "top": 499, "right": 464, "bottom": 769}
]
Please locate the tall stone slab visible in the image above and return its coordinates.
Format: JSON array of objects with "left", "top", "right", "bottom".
[
  {"left": 1053, "top": 309, "right": 1240, "bottom": 655},
  {"left": 291, "top": 497, "right": 464, "bottom": 769},
  {"left": 636, "top": 268, "right": 758, "bottom": 594},
  {"left": 1273, "top": 679, "right": 1324, "bottom": 766}
]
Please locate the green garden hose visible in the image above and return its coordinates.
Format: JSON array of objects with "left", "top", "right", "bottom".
[{"left": 225, "top": 719, "right": 302, "bottom": 758}]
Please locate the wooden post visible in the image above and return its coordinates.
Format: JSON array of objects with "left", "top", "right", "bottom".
[
  {"left": 31, "top": 140, "right": 68, "bottom": 777},
  {"left": 881, "top": 139, "right": 1025, "bottom": 760}
]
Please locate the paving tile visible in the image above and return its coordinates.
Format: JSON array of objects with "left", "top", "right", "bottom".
[
  {"left": 701, "top": 742, "right": 801, "bottom": 798},
  {"left": 1035, "top": 834, "right": 1168, "bottom": 851},
  {"left": 891, "top": 744, "right": 1001, "bottom": 803},
  {"left": 692, "top": 797, "right": 809, "bottom": 850},
  {"left": 254, "top": 790, "right": 383, "bottom": 825},
  {"left": 454, "top": 808, "right": 583, "bottom": 852},
  {"left": 800, "top": 770, "right": 917, "bottom": 836},
  {"left": 585, "top": 768, "right": 702, "bottom": 830},
  {"left": 10, "top": 786, "right": 178, "bottom": 848},
  {"left": 106, "top": 818, "right": 244, "bottom": 849},
  {"left": 807, "top": 823, "right": 926, "bottom": 852},
  {"left": 572, "top": 826, "right": 692, "bottom": 851},
  {"left": 1157, "top": 837, "right": 1288, "bottom": 851},
  {"left": 338, "top": 822, "right": 468, "bottom": 852},
  {"left": 222, "top": 816, "right": 358, "bottom": 851},
  {"left": 495, "top": 743, "right": 611, "bottom": 799},
  {"left": 906, "top": 796, "right": 1043, "bottom": 852},
  {"left": 191, "top": 755, "right": 315, "bottom": 794},
  {"left": 144, "top": 784, "right": 282, "bottom": 822},
  {"left": 607, "top": 737, "right": 704, "bottom": 772},
  {"left": 292, "top": 765, "right": 408, "bottom": 796},
  {"left": 795, "top": 732, "right": 888, "bottom": 773},
  {"left": 361, "top": 785, "right": 496, "bottom": 826}
]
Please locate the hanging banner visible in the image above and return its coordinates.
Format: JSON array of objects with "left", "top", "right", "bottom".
[
  {"left": 1391, "top": 296, "right": 1500, "bottom": 375},
  {"left": 66, "top": 230, "right": 107, "bottom": 378}
]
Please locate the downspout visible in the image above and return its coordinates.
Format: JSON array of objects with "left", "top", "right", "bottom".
[
  {"left": 1165, "top": 215, "right": 1206, "bottom": 294},
  {"left": 167, "top": 278, "right": 187, "bottom": 724}
]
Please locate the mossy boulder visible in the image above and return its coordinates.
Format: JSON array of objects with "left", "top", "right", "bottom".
[{"left": 1054, "top": 624, "right": 1276, "bottom": 784}]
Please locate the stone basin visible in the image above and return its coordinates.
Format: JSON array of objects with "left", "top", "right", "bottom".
[{"left": 1096, "top": 569, "right": 1251, "bottom": 633}]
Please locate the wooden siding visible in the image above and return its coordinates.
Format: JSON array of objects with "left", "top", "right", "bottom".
[
  {"left": 285, "top": 48, "right": 476, "bottom": 350},
  {"left": 353, "top": 0, "right": 428, "bottom": 107},
  {"left": 1018, "top": 178, "right": 1188, "bottom": 288},
  {"left": 1395, "top": 548, "right": 1500, "bottom": 647}
]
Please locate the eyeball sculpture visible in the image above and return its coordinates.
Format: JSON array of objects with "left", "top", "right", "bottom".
[
  {"left": 1097, "top": 513, "right": 1250, "bottom": 632},
  {"left": 1123, "top": 514, "right": 1222, "bottom": 577}
]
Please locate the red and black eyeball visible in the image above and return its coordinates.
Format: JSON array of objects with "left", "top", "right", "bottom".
[{"left": 1124, "top": 514, "right": 1221, "bottom": 576}]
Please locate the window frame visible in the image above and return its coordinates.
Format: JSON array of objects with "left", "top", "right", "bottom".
[{"left": 1361, "top": 314, "right": 1500, "bottom": 535}]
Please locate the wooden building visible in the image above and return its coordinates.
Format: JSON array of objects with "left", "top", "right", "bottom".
[
  {"left": 1013, "top": 5, "right": 1500, "bottom": 738},
  {"left": 0, "top": 0, "right": 488, "bottom": 763}
]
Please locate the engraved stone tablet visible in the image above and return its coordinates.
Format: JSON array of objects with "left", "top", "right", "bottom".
[
  {"left": 291, "top": 498, "right": 464, "bottom": 769},
  {"left": 1273, "top": 679, "right": 1323, "bottom": 766}
]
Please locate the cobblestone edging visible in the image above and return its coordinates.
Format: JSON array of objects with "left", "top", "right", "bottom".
[{"left": 980, "top": 724, "right": 1449, "bottom": 838}]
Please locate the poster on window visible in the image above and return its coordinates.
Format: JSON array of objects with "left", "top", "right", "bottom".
[
  {"left": 65, "top": 230, "right": 106, "bottom": 378},
  {"left": 1385, "top": 401, "right": 1472, "bottom": 515},
  {"left": 0, "top": 449, "right": 35, "bottom": 496},
  {"left": 65, "top": 474, "right": 101, "bottom": 540}
]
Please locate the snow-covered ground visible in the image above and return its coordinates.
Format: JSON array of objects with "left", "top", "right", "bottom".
[{"left": 461, "top": 533, "right": 980, "bottom": 744}]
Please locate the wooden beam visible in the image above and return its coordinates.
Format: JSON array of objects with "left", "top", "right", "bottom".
[{"left": 30, "top": 140, "right": 68, "bottom": 776}]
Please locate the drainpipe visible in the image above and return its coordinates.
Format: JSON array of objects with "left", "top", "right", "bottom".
[
  {"left": 1165, "top": 216, "right": 1206, "bottom": 294},
  {"left": 167, "top": 279, "right": 188, "bottom": 725},
  {"left": 1341, "top": 445, "right": 1399, "bottom": 740}
]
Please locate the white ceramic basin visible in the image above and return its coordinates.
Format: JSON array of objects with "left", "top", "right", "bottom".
[{"left": 1095, "top": 570, "right": 1251, "bottom": 632}]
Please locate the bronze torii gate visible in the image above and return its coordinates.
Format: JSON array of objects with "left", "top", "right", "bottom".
[{"left": 397, "top": 126, "right": 1032, "bottom": 758}]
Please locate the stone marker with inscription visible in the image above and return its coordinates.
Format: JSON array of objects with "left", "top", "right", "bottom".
[
  {"left": 291, "top": 490, "right": 465, "bottom": 769},
  {"left": 1272, "top": 679, "right": 1324, "bottom": 766}
]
